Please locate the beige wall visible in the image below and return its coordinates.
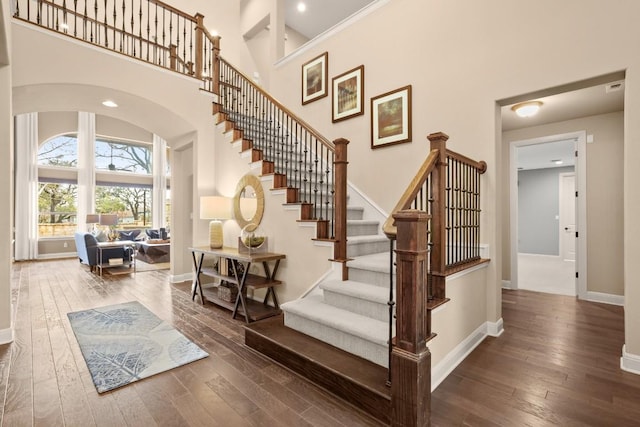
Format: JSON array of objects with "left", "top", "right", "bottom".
[
  {"left": 502, "top": 112, "right": 624, "bottom": 296},
  {"left": 0, "top": 0, "right": 12, "bottom": 342},
  {"left": 9, "top": 0, "right": 640, "bottom": 362},
  {"left": 261, "top": 0, "right": 640, "bottom": 357}
]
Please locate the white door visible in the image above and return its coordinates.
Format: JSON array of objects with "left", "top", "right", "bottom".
[{"left": 560, "top": 173, "right": 576, "bottom": 261}]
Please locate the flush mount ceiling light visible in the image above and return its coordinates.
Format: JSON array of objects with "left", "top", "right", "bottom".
[
  {"left": 297, "top": 2, "right": 306, "bottom": 12},
  {"left": 511, "top": 101, "right": 542, "bottom": 118},
  {"left": 102, "top": 100, "right": 118, "bottom": 108}
]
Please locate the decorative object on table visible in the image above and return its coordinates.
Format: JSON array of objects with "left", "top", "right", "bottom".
[
  {"left": 332, "top": 65, "right": 364, "bottom": 123},
  {"left": 200, "top": 195, "right": 232, "bottom": 249},
  {"left": 67, "top": 301, "right": 208, "bottom": 393},
  {"left": 217, "top": 283, "right": 239, "bottom": 302},
  {"left": 86, "top": 213, "right": 99, "bottom": 233},
  {"left": 371, "top": 84, "right": 412, "bottom": 149},
  {"left": 233, "top": 174, "right": 265, "bottom": 229},
  {"left": 238, "top": 223, "right": 267, "bottom": 254},
  {"left": 99, "top": 213, "right": 119, "bottom": 241},
  {"left": 302, "top": 51, "right": 328, "bottom": 105}
]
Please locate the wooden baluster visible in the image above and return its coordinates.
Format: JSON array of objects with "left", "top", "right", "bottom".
[{"left": 390, "top": 209, "right": 431, "bottom": 426}]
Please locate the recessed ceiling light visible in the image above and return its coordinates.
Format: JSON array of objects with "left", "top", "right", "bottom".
[
  {"left": 297, "top": 2, "right": 306, "bottom": 12},
  {"left": 511, "top": 101, "right": 542, "bottom": 118},
  {"left": 102, "top": 100, "right": 118, "bottom": 108},
  {"left": 551, "top": 159, "right": 564, "bottom": 165}
]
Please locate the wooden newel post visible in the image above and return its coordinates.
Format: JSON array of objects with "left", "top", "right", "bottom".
[
  {"left": 427, "top": 131, "right": 449, "bottom": 300},
  {"left": 391, "top": 209, "right": 431, "bottom": 427},
  {"left": 333, "top": 138, "right": 349, "bottom": 278},
  {"left": 194, "top": 13, "right": 204, "bottom": 80}
]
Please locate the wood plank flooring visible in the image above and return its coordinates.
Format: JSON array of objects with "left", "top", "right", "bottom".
[{"left": 1, "top": 259, "right": 639, "bottom": 426}]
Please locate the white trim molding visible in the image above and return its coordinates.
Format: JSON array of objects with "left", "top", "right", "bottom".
[
  {"left": 431, "top": 318, "right": 504, "bottom": 391},
  {"left": 620, "top": 345, "right": 640, "bottom": 375},
  {"left": 585, "top": 291, "right": 624, "bottom": 306},
  {"left": 487, "top": 318, "right": 504, "bottom": 337},
  {"left": 502, "top": 280, "right": 513, "bottom": 289},
  {"left": 0, "top": 325, "right": 14, "bottom": 345},
  {"left": 170, "top": 273, "right": 192, "bottom": 284}
]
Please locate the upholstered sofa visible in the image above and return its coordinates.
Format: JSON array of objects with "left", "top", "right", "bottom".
[{"left": 74, "top": 232, "right": 133, "bottom": 271}]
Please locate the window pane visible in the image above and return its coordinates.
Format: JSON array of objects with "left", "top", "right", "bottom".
[
  {"left": 37, "top": 134, "right": 78, "bottom": 167},
  {"left": 96, "top": 185, "right": 153, "bottom": 228},
  {"left": 38, "top": 182, "right": 77, "bottom": 237},
  {"left": 95, "top": 139, "right": 152, "bottom": 174}
]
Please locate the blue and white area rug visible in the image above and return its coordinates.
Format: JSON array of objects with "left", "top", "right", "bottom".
[{"left": 67, "top": 301, "right": 208, "bottom": 393}]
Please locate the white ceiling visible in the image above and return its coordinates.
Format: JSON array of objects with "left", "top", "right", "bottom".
[
  {"left": 284, "top": 0, "right": 376, "bottom": 39},
  {"left": 504, "top": 79, "right": 624, "bottom": 170}
]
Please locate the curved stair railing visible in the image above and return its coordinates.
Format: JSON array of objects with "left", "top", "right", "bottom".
[{"left": 13, "top": 0, "right": 350, "bottom": 268}]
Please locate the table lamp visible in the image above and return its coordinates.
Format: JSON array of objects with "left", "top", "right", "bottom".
[
  {"left": 99, "top": 214, "right": 119, "bottom": 241},
  {"left": 200, "top": 196, "right": 232, "bottom": 248},
  {"left": 86, "top": 213, "right": 99, "bottom": 232}
]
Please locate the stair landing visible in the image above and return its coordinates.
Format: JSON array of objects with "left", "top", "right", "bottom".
[{"left": 244, "top": 315, "right": 391, "bottom": 424}]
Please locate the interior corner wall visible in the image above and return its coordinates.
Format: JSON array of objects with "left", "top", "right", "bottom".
[
  {"left": 0, "top": 0, "right": 12, "bottom": 342},
  {"left": 503, "top": 111, "right": 624, "bottom": 296}
]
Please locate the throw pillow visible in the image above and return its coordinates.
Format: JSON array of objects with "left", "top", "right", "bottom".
[
  {"left": 145, "top": 229, "right": 160, "bottom": 239},
  {"left": 94, "top": 229, "right": 108, "bottom": 242},
  {"left": 118, "top": 230, "right": 141, "bottom": 241}
]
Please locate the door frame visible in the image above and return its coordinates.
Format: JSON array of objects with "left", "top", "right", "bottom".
[{"left": 509, "top": 130, "right": 587, "bottom": 298}]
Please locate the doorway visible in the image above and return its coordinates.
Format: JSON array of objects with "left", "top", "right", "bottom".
[{"left": 510, "top": 131, "right": 587, "bottom": 298}]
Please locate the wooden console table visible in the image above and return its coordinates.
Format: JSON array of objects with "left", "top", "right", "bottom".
[{"left": 189, "top": 246, "right": 285, "bottom": 323}]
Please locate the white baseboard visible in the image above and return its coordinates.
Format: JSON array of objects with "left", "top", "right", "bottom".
[
  {"left": 620, "top": 345, "right": 640, "bottom": 375},
  {"left": 487, "top": 318, "right": 504, "bottom": 337},
  {"left": 431, "top": 323, "right": 484, "bottom": 391},
  {"left": 170, "top": 272, "right": 192, "bottom": 283},
  {"left": 0, "top": 325, "right": 14, "bottom": 345},
  {"left": 38, "top": 253, "right": 77, "bottom": 260},
  {"left": 502, "top": 280, "right": 513, "bottom": 289},
  {"left": 585, "top": 291, "right": 624, "bottom": 306},
  {"left": 431, "top": 317, "right": 505, "bottom": 391}
]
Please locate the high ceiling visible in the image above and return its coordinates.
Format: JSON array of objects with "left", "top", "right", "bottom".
[{"left": 284, "top": 0, "right": 376, "bottom": 40}]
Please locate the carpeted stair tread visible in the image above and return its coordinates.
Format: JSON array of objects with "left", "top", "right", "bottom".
[
  {"left": 347, "top": 252, "right": 394, "bottom": 274},
  {"left": 281, "top": 294, "right": 388, "bottom": 346},
  {"left": 320, "top": 279, "right": 389, "bottom": 304}
]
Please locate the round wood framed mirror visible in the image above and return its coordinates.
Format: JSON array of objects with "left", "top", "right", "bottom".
[{"left": 233, "top": 174, "right": 265, "bottom": 229}]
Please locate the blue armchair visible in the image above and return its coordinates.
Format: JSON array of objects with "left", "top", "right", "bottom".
[{"left": 74, "top": 232, "right": 132, "bottom": 272}]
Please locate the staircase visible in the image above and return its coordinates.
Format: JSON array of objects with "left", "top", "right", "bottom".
[{"left": 216, "top": 106, "right": 395, "bottom": 368}]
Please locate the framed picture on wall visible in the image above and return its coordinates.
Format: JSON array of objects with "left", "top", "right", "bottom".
[
  {"left": 371, "top": 85, "right": 412, "bottom": 149},
  {"left": 332, "top": 65, "right": 364, "bottom": 122},
  {"left": 302, "top": 52, "right": 328, "bottom": 105}
]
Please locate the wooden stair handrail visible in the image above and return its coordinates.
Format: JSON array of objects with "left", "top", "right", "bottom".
[
  {"left": 382, "top": 149, "right": 439, "bottom": 238},
  {"left": 217, "top": 58, "right": 335, "bottom": 152}
]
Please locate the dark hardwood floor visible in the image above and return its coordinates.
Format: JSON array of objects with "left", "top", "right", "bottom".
[{"left": 1, "top": 259, "right": 639, "bottom": 426}]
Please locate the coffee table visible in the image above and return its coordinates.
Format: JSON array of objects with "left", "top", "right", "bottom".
[{"left": 136, "top": 240, "right": 170, "bottom": 264}]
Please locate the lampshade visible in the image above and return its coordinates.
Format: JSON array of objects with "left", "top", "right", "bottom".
[
  {"left": 86, "top": 214, "right": 100, "bottom": 224},
  {"left": 99, "top": 214, "right": 118, "bottom": 226},
  {"left": 200, "top": 196, "right": 232, "bottom": 220}
]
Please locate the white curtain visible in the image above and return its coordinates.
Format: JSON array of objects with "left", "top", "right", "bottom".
[
  {"left": 152, "top": 134, "right": 167, "bottom": 229},
  {"left": 14, "top": 113, "right": 39, "bottom": 260},
  {"left": 77, "top": 112, "right": 96, "bottom": 232}
]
